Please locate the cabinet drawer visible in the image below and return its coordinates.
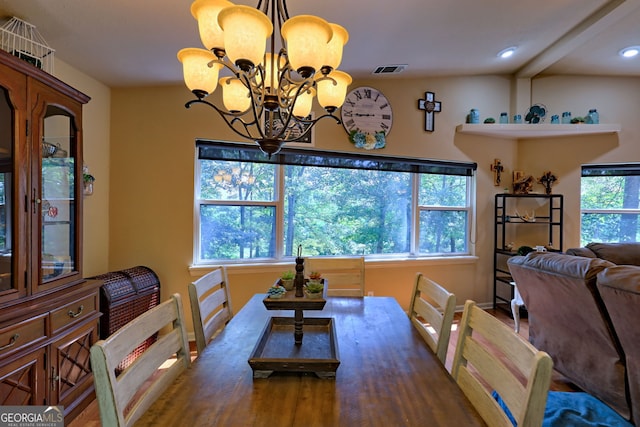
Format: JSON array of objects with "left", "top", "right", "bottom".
[
  {"left": 51, "top": 294, "right": 98, "bottom": 334},
  {"left": 0, "top": 314, "right": 47, "bottom": 358}
]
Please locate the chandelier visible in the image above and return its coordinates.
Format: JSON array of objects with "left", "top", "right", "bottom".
[{"left": 178, "top": 0, "right": 352, "bottom": 156}]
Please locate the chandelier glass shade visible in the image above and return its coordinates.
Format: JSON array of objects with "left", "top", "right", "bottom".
[{"left": 178, "top": 0, "right": 352, "bottom": 156}]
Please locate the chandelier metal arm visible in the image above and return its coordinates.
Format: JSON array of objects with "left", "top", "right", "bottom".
[
  {"left": 276, "top": 0, "right": 289, "bottom": 42},
  {"left": 285, "top": 112, "right": 341, "bottom": 141},
  {"left": 185, "top": 98, "right": 257, "bottom": 141}
]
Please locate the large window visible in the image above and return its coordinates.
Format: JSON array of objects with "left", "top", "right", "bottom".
[
  {"left": 581, "top": 164, "right": 640, "bottom": 245},
  {"left": 195, "top": 141, "right": 476, "bottom": 263}
]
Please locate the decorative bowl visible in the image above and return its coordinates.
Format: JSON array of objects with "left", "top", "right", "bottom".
[{"left": 267, "top": 284, "right": 286, "bottom": 298}]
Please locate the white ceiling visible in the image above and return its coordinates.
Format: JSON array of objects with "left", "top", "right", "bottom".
[{"left": 0, "top": 0, "right": 639, "bottom": 88}]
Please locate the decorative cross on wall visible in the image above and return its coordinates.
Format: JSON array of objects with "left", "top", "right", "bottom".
[
  {"left": 491, "top": 159, "right": 504, "bottom": 186},
  {"left": 417, "top": 91, "right": 442, "bottom": 132},
  {"left": 537, "top": 171, "right": 558, "bottom": 195}
]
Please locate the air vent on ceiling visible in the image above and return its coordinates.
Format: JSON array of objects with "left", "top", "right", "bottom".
[{"left": 372, "top": 64, "right": 407, "bottom": 75}]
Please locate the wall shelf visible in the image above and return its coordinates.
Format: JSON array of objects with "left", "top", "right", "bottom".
[{"left": 456, "top": 123, "right": 621, "bottom": 139}]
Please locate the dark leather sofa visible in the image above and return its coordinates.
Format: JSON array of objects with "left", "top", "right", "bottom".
[
  {"left": 507, "top": 244, "right": 640, "bottom": 424},
  {"left": 598, "top": 265, "right": 640, "bottom": 425}
]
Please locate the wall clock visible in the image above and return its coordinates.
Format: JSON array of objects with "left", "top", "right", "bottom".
[{"left": 340, "top": 86, "right": 392, "bottom": 150}]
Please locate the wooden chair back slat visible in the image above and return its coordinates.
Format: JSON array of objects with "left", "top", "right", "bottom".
[
  {"left": 305, "top": 257, "right": 365, "bottom": 297},
  {"left": 408, "top": 273, "right": 456, "bottom": 364},
  {"left": 450, "top": 300, "right": 553, "bottom": 427},
  {"left": 90, "top": 293, "right": 191, "bottom": 427},
  {"left": 189, "top": 266, "right": 233, "bottom": 355}
]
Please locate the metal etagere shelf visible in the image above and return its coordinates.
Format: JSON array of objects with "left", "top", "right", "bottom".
[{"left": 493, "top": 193, "right": 563, "bottom": 314}]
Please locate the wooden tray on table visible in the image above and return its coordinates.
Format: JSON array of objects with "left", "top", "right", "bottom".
[{"left": 248, "top": 316, "right": 340, "bottom": 379}]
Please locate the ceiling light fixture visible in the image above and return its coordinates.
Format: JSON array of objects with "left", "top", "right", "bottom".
[
  {"left": 497, "top": 47, "right": 517, "bottom": 59},
  {"left": 178, "top": 0, "right": 352, "bottom": 156},
  {"left": 619, "top": 46, "right": 640, "bottom": 58}
]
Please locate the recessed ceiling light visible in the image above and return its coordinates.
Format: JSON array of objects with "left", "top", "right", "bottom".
[
  {"left": 619, "top": 46, "right": 640, "bottom": 58},
  {"left": 497, "top": 47, "right": 517, "bottom": 59}
]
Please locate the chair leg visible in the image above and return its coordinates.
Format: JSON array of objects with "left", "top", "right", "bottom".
[{"left": 511, "top": 298, "right": 521, "bottom": 333}]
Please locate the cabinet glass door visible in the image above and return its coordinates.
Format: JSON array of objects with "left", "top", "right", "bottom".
[
  {"left": 0, "top": 88, "right": 14, "bottom": 296},
  {"left": 0, "top": 60, "right": 27, "bottom": 303},
  {"left": 41, "top": 107, "right": 76, "bottom": 282}
]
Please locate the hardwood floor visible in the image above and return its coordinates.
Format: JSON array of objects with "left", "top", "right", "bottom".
[{"left": 69, "top": 307, "right": 577, "bottom": 426}]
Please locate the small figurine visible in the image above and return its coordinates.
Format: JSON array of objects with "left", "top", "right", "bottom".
[{"left": 513, "top": 175, "right": 535, "bottom": 194}]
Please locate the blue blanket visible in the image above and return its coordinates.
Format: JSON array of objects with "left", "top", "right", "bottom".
[{"left": 492, "top": 391, "right": 633, "bottom": 427}]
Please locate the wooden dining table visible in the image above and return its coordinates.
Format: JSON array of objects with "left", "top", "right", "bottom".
[{"left": 135, "top": 294, "right": 486, "bottom": 427}]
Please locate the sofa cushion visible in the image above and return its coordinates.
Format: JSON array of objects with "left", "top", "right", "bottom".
[
  {"left": 597, "top": 265, "right": 640, "bottom": 425},
  {"left": 507, "top": 252, "right": 630, "bottom": 420},
  {"left": 565, "top": 247, "right": 597, "bottom": 258},
  {"left": 586, "top": 242, "right": 640, "bottom": 266}
]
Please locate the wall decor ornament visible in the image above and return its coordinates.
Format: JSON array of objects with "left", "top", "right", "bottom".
[
  {"left": 538, "top": 171, "right": 558, "bottom": 194},
  {"left": 490, "top": 158, "right": 504, "bottom": 186},
  {"left": 341, "top": 86, "right": 392, "bottom": 150},
  {"left": 513, "top": 171, "right": 535, "bottom": 194},
  {"left": 265, "top": 113, "right": 314, "bottom": 146},
  {"left": 348, "top": 130, "right": 386, "bottom": 150},
  {"left": 525, "top": 104, "right": 547, "bottom": 123},
  {"left": 417, "top": 91, "right": 442, "bottom": 132}
]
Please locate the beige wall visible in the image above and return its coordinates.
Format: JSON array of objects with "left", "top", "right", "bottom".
[
  {"left": 523, "top": 76, "right": 640, "bottom": 249},
  {"left": 53, "top": 59, "right": 640, "bottom": 334},
  {"left": 105, "top": 76, "right": 517, "bottom": 333}
]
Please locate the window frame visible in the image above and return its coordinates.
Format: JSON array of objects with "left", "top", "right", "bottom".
[
  {"left": 580, "top": 163, "right": 640, "bottom": 244},
  {"left": 194, "top": 140, "right": 476, "bottom": 264}
]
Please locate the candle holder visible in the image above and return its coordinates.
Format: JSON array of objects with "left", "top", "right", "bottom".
[{"left": 294, "top": 245, "right": 305, "bottom": 297}]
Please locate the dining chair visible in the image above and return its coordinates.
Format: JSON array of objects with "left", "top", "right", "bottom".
[
  {"left": 90, "top": 293, "right": 191, "bottom": 427},
  {"left": 408, "top": 273, "right": 456, "bottom": 364},
  {"left": 451, "top": 300, "right": 553, "bottom": 427},
  {"left": 188, "top": 266, "right": 233, "bottom": 355},
  {"left": 305, "top": 256, "right": 365, "bottom": 297}
]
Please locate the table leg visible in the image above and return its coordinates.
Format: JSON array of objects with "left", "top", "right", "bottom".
[{"left": 294, "top": 308, "right": 303, "bottom": 345}]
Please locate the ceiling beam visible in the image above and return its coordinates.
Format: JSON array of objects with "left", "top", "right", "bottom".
[{"left": 516, "top": 0, "right": 640, "bottom": 78}]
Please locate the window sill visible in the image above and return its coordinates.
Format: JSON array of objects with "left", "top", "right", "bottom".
[{"left": 189, "top": 256, "right": 478, "bottom": 277}]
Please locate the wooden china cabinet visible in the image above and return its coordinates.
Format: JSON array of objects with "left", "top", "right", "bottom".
[{"left": 0, "top": 49, "right": 101, "bottom": 423}]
